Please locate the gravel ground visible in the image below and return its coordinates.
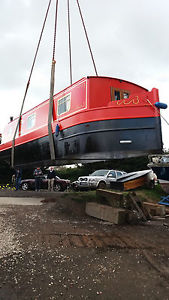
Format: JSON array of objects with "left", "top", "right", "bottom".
[{"left": 0, "top": 193, "right": 169, "bottom": 300}]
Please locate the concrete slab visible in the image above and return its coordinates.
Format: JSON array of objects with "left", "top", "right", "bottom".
[
  {"left": 85, "top": 202, "right": 127, "bottom": 225},
  {"left": 0, "top": 190, "right": 59, "bottom": 198},
  {"left": 0, "top": 197, "right": 43, "bottom": 206}
]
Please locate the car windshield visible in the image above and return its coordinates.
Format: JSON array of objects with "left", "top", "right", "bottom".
[{"left": 90, "top": 170, "right": 109, "bottom": 177}]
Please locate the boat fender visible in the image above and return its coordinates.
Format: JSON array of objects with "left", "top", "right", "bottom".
[
  {"left": 55, "top": 124, "right": 60, "bottom": 137},
  {"left": 155, "top": 102, "right": 168, "bottom": 109}
]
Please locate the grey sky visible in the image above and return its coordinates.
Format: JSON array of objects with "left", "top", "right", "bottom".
[{"left": 0, "top": 0, "right": 169, "bottom": 149}]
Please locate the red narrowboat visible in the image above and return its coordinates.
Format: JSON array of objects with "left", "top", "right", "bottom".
[{"left": 0, "top": 76, "right": 163, "bottom": 167}]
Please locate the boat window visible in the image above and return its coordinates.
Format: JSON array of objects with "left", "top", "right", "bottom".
[
  {"left": 27, "top": 113, "right": 36, "bottom": 129},
  {"left": 1, "top": 124, "right": 18, "bottom": 143},
  {"left": 123, "top": 92, "right": 129, "bottom": 99},
  {"left": 111, "top": 87, "right": 130, "bottom": 101},
  {"left": 7, "top": 126, "right": 16, "bottom": 139},
  {"left": 115, "top": 90, "right": 120, "bottom": 100},
  {"left": 58, "top": 94, "right": 71, "bottom": 115}
]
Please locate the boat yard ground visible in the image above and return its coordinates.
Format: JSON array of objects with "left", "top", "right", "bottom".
[{"left": 0, "top": 190, "right": 169, "bottom": 300}]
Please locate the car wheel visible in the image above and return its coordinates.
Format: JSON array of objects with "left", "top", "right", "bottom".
[
  {"left": 72, "top": 183, "right": 79, "bottom": 191},
  {"left": 54, "top": 183, "right": 62, "bottom": 192},
  {"left": 148, "top": 180, "right": 155, "bottom": 189},
  {"left": 97, "top": 181, "right": 106, "bottom": 189},
  {"left": 21, "top": 182, "right": 29, "bottom": 191}
]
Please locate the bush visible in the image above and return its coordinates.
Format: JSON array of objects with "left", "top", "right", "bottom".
[
  {"left": 0, "top": 156, "right": 149, "bottom": 183},
  {"left": 55, "top": 156, "right": 149, "bottom": 182},
  {"left": 0, "top": 160, "right": 13, "bottom": 184}
]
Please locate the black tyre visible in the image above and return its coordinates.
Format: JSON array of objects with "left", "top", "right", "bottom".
[
  {"left": 54, "top": 183, "right": 62, "bottom": 192},
  {"left": 97, "top": 181, "right": 106, "bottom": 189},
  {"left": 148, "top": 180, "right": 155, "bottom": 189},
  {"left": 21, "top": 182, "right": 29, "bottom": 191},
  {"left": 72, "top": 183, "right": 79, "bottom": 191}
]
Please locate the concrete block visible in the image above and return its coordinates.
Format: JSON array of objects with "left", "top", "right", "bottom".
[
  {"left": 85, "top": 202, "right": 127, "bottom": 225},
  {"left": 164, "top": 215, "right": 169, "bottom": 227}
]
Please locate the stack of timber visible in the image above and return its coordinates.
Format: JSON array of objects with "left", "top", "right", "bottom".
[
  {"left": 85, "top": 190, "right": 151, "bottom": 225},
  {"left": 159, "top": 179, "right": 169, "bottom": 194},
  {"left": 86, "top": 190, "right": 169, "bottom": 224},
  {"left": 143, "top": 201, "right": 166, "bottom": 217}
]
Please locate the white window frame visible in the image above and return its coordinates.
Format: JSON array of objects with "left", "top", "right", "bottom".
[
  {"left": 57, "top": 94, "right": 71, "bottom": 116},
  {"left": 27, "top": 113, "right": 36, "bottom": 130}
]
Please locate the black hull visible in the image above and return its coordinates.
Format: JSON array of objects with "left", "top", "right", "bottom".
[
  {"left": 0, "top": 117, "right": 163, "bottom": 168},
  {"left": 151, "top": 167, "right": 169, "bottom": 181}
]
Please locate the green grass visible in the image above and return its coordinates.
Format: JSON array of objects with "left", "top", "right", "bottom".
[
  {"left": 63, "top": 184, "right": 166, "bottom": 205},
  {"left": 131, "top": 184, "right": 166, "bottom": 203}
]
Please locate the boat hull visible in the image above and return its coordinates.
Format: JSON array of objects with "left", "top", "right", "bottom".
[
  {"left": 159, "top": 179, "right": 169, "bottom": 193},
  {"left": 0, "top": 116, "right": 162, "bottom": 168},
  {"left": 150, "top": 166, "right": 169, "bottom": 181}
]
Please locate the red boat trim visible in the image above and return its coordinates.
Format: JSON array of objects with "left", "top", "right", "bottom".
[{"left": 87, "top": 76, "right": 148, "bottom": 92}]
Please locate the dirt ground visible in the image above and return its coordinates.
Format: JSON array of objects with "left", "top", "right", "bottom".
[{"left": 0, "top": 191, "right": 169, "bottom": 300}]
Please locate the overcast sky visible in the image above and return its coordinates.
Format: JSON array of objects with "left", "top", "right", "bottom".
[{"left": 0, "top": 0, "right": 169, "bottom": 149}]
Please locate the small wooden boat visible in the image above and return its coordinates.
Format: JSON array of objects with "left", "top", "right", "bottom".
[{"left": 110, "top": 170, "right": 154, "bottom": 191}]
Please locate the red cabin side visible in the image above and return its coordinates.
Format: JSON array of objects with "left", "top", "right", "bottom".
[
  {"left": 0, "top": 76, "right": 160, "bottom": 153},
  {"left": 53, "top": 77, "right": 87, "bottom": 123},
  {"left": 88, "top": 77, "right": 148, "bottom": 109}
]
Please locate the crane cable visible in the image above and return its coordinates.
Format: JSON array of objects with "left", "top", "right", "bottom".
[
  {"left": 11, "top": 0, "right": 52, "bottom": 168},
  {"left": 76, "top": 0, "right": 98, "bottom": 76},
  {"left": 67, "top": 0, "right": 72, "bottom": 85},
  {"left": 48, "top": 0, "right": 59, "bottom": 161},
  {"left": 67, "top": 0, "right": 98, "bottom": 84},
  {"left": 11, "top": 0, "right": 98, "bottom": 166}
]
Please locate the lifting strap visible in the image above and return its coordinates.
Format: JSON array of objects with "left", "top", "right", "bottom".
[
  {"left": 48, "top": 0, "right": 59, "bottom": 161},
  {"left": 11, "top": 0, "right": 52, "bottom": 168},
  {"left": 48, "top": 59, "right": 56, "bottom": 161}
]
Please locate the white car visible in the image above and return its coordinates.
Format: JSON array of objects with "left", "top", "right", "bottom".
[{"left": 72, "top": 169, "right": 126, "bottom": 190}]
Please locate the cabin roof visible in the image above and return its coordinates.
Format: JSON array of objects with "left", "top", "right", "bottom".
[
  {"left": 87, "top": 76, "right": 148, "bottom": 92},
  {"left": 7, "top": 75, "right": 148, "bottom": 123}
]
